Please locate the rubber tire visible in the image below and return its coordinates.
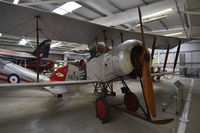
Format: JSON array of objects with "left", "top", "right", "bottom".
[
  {"left": 95, "top": 97, "right": 109, "bottom": 124},
  {"left": 124, "top": 92, "right": 139, "bottom": 112}
]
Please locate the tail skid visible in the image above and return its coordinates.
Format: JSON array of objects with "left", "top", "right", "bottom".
[{"left": 45, "top": 86, "right": 68, "bottom": 96}]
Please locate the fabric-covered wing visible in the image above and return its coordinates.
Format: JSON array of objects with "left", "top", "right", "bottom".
[
  {"left": 0, "top": 80, "right": 100, "bottom": 89},
  {"left": 0, "top": 1, "right": 187, "bottom": 49},
  {"left": 0, "top": 49, "right": 36, "bottom": 58}
]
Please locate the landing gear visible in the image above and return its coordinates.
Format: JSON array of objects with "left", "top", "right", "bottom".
[
  {"left": 95, "top": 97, "right": 109, "bottom": 124},
  {"left": 94, "top": 82, "right": 114, "bottom": 123},
  {"left": 121, "top": 86, "right": 139, "bottom": 112},
  {"left": 93, "top": 82, "right": 116, "bottom": 96},
  {"left": 94, "top": 80, "right": 141, "bottom": 124},
  {"left": 94, "top": 79, "right": 174, "bottom": 125}
]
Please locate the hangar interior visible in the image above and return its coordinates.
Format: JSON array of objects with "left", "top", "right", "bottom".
[{"left": 0, "top": 0, "right": 200, "bottom": 133}]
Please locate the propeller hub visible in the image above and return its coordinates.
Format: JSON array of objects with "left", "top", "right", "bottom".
[{"left": 129, "top": 45, "right": 143, "bottom": 78}]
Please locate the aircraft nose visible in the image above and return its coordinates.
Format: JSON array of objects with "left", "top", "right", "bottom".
[{"left": 129, "top": 45, "right": 143, "bottom": 78}]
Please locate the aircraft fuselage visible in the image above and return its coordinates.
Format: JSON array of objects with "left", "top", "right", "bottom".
[{"left": 87, "top": 39, "right": 145, "bottom": 82}]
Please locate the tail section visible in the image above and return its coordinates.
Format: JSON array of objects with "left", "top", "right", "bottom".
[
  {"left": 32, "top": 39, "right": 51, "bottom": 58},
  {"left": 50, "top": 66, "right": 68, "bottom": 81},
  {"left": 45, "top": 66, "right": 69, "bottom": 95}
]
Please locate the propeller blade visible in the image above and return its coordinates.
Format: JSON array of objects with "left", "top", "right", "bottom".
[
  {"left": 141, "top": 61, "right": 156, "bottom": 117},
  {"left": 138, "top": 6, "right": 156, "bottom": 117},
  {"left": 151, "top": 37, "right": 156, "bottom": 60}
]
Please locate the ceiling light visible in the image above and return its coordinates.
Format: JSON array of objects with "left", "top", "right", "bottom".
[
  {"left": 53, "top": 2, "right": 82, "bottom": 15},
  {"left": 51, "top": 42, "right": 62, "bottom": 48},
  {"left": 134, "top": 15, "right": 167, "bottom": 28},
  {"left": 0, "top": 33, "right": 2, "bottom": 37},
  {"left": 143, "top": 8, "right": 173, "bottom": 19},
  {"left": 165, "top": 32, "right": 183, "bottom": 36},
  {"left": 13, "top": 0, "right": 19, "bottom": 5},
  {"left": 144, "top": 15, "right": 167, "bottom": 22},
  {"left": 18, "top": 39, "right": 28, "bottom": 45}
]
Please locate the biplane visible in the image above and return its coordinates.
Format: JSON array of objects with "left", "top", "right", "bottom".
[
  {"left": 0, "top": 39, "right": 55, "bottom": 72},
  {"left": 0, "top": 1, "right": 189, "bottom": 124}
]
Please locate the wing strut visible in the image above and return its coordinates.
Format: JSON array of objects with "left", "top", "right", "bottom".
[
  {"left": 163, "top": 45, "right": 170, "bottom": 72},
  {"left": 151, "top": 37, "right": 156, "bottom": 60},
  {"left": 36, "top": 16, "right": 40, "bottom": 82},
  {"left": 111, "top": 39, "right": 114, "bottom": 48},
  {"left": 120, "top": 32, "right": 124, "bottom": 43},
  {"left": 95, "top": 38, "right": 99, "bottom": 56},
  {"left": 173, "top": 41, "right": 181, "bottom": 72},
  {"left": 103, "top": 30, "right": 109, "bottom": 52}
]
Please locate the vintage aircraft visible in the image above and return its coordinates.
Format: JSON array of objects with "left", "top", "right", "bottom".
[
  {"left": 0, "top": 1, "right": 189, "bottom": 125},
  {"left": 0, "top": 58, "right": 90, "bottom": 97},
  {"left": 0, "top": 39, "right": 55, "bottom": 72}
]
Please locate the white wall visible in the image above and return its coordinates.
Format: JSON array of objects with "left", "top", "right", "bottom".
[{"left": 153, "top": 41, "right": 200, "bottom": 77}]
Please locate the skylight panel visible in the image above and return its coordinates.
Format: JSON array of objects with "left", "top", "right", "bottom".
[
  {"left": 18, "top": 39, "right": 28, "bottom": 45},
  {"left": 53, "top": 2, "right": 82, "bottom": 15},
  {"left": 53, "top": 8, "right": 67, "bottom": 15},
  {"left": 13, "top": 0, "right": 19, "bottom": 5}
]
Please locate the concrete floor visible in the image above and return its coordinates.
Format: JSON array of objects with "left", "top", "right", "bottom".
[
  {"left": 186, "top": 78, "right": 200, "bottom": 133},
  {"left": 0, "top": 76, "right": 198, "bottom": 133}
]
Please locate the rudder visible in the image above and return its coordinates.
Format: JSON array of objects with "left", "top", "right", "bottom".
[
  {"left": 32, "top": 40, "right": 51, "bottom": 58},
  {"left": 50, "top": 66, "right": 68, "bottom": 81}
]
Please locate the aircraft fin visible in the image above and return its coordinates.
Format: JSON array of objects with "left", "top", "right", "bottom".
[
  {"left": 32, "top": 40, "right": 51, "bottom": 58},
  {"left": 45, "top": 66, "right": 69, "bottom": 95},
  {"left": 50, "top": 66, "right": 68, "bottom": 81}
]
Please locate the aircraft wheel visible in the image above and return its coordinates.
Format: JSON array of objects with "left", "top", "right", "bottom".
[
  {"left": 124, "top": 92, "right": 139, "bottom": 112},
  {"left": 95, "top": 97, "right": 109, "bottom": 124}
]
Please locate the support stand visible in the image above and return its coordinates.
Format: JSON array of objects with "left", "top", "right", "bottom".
[{"left": 161, "top": 80, "right": 184, "bottom": 115}]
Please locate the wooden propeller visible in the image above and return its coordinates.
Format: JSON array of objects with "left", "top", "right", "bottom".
[{"left": 138, "top": 7, "right": 156, "bottom": 117}]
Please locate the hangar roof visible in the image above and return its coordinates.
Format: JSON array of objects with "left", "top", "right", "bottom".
[{"left": 0, "top": 0, "right": 199, "bottom": 56}]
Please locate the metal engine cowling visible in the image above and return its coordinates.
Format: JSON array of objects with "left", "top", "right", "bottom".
[{"left": 112, "top": 39, "right": 144, "bottom": 78}]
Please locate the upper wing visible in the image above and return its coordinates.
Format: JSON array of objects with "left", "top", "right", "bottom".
[
  {"left": 0, "top": 49, "right": 36, "bottom": 58},
  {"left": 0, "top": 80, "right": 100, "bottom": 89},
  {"left": 0, "top": 1, "right": 187, "bottom": 49}
]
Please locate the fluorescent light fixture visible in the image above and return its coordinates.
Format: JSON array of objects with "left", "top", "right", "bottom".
[
  {"left": 165, "top": 32, "right": 183, "bottom": 36},
  {"left": 134, "top": 15, "right": 167, "bottom": 28},
  {"left": 144, "top": 15, "right": 167, "bottom": 22},
  {"left": 53, "top": 2, "right": 82, "bottom": 15},
  {"left": 143, "top": 8, "right": 173, "bottom": 19},
  {"left": 18, "top": 39, "right": 28, "bottom": 45},
  {"left": 13, "top": 0, "right": 19, "bottom": 5},
  {"left": 0, "top": 33, "right": 2, "bottom": 37},
  {"left": 51, "top": 42, "right": 62, "bottom": 48}
]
